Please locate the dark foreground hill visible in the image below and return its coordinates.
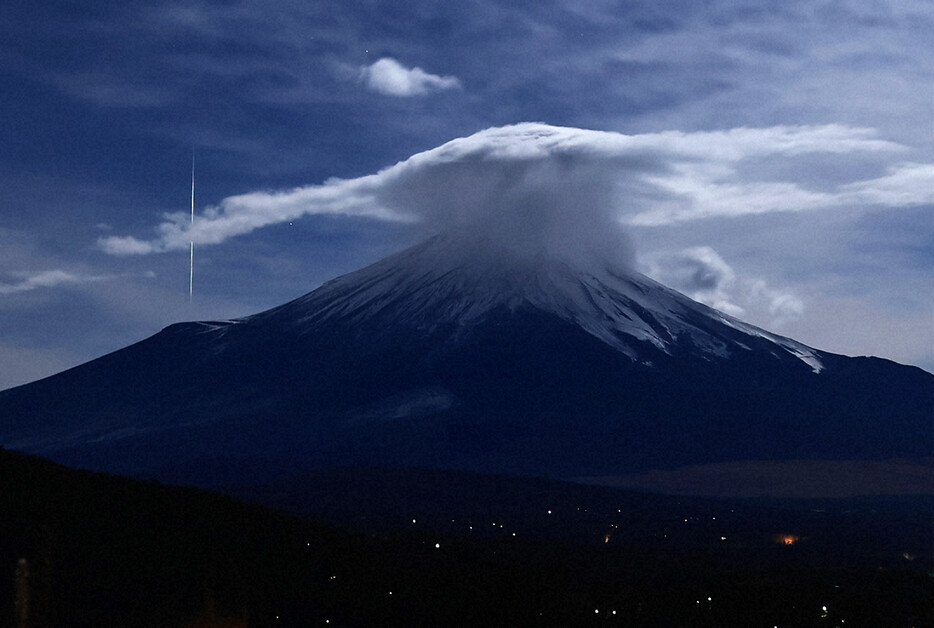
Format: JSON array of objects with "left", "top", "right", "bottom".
[{"left": 2, "top": 449, "right": 932, "bottom": 627}]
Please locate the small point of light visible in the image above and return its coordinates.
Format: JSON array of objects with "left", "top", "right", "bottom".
[
  {"left": 594, "top": 609, "right": 599, "bottom": 614},
  {"left": 547, "top": 510, "right": 552, "bottom": 515},
  {"left": 412, "top": 519, "right": 416, "bottom": 523},
  {"left": 435, "top": 543, "right": 440, "bottom": 549}
]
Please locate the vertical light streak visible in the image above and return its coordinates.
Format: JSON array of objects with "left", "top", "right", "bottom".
[{"left": 189, "top": 152, "right": 195, "bottom": 302}]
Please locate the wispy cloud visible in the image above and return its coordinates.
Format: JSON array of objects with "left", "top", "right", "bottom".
[
  {"left": 0, "top": 270, "right": 109, "bottom": 295},
  {"left": 649, "top": 246, "right": 804, "bottom": 329},
  {"left": 51, "top": 71, "right": 176, "bottom": 108},
  {"left": 359, "top": 57, "right": 462, "bottom": 97},
  {"left": 98, "top": 122, "right": 929, "bottom": 267},
  {"left": 841, "top": 163, "right": 934, "bottom": 206},
  {"left": 99, "top": 174, "right": 413, "bottom": 256},
  {"left": 748, "top": 278, "right": 805, "bottom": 328},
  {"left": 649, "top": 246, "right": 744, "bottom": 317}
]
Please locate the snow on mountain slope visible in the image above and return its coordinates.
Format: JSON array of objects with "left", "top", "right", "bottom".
[{"left": 250, "top": 234, "right": 824, "bottom": 371}]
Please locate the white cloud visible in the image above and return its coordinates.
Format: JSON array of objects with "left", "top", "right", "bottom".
[
  {"left": 748, "top": 279, "right": 805, "bottom": 329},
  {"left": 841, "top": 162, "right": 934, "bottom": 206},
  {"left": 649, "top": 246, "right": 805, "bottom": 330},
  {"left": 100, "top": 174, "right": 412, "bottom": 256},
  {"left": 98, "top": 123, "right": 933, "bottom": 270},
  {"left": 0, "top": 270, "right": 109, "bottom": 295},
  {"left": 359, "top": 57, "right": 462, "bottom": 97},
  {"left": 98, "top": 235, "right": 159, "bottom": 256}
]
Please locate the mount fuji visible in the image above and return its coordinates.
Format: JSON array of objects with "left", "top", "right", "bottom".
[{"left": 1, "top": 234, "right": 931, "bottom": 491}]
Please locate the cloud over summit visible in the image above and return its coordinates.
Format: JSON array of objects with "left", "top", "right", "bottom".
[{"left": 99, "top": 122, "right": 932, "bottom": 275}]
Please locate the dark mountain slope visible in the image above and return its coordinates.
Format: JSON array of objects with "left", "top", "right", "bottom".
[{"left": 0, "top": 235, "right": 931, "bottom": 488}]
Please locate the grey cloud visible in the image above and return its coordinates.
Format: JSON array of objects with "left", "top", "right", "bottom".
[
  {"left": 649, "top": 246, "right": 805, "bottom": 328},
  {"left": 657, "top": 246, "right": 734, "bottom": 292},
  {"left": 649, "top": 247, "right": 744, "bottom": 316}
]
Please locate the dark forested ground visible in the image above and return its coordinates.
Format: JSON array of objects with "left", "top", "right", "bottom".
[{"left": 2, "top": 449, "right": 931, "bottom": 627}]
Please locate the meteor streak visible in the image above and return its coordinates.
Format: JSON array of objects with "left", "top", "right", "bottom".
[{"left": 189, "top": 152, "right": 195, "bottom": 302}]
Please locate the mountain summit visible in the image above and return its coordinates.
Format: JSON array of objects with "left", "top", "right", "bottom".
[
  {"left": 1, "top": 235, "right": 931, "bottom": 489},
  {"left": 263, "top": 234, "right": 823, "bottom": 370}
]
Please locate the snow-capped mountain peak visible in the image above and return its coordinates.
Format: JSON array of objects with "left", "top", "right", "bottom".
[{"left": 255, "top": 234, "right": 823, "bottom": 371}]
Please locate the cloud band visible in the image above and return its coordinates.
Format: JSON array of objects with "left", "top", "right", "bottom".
[{"left": 99, "top": 122, "right": 928, "bottom": 259}]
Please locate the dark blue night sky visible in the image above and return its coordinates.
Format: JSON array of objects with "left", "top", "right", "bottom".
[{"left": 2, "top": 0, "right": 933, "bottom": 389}]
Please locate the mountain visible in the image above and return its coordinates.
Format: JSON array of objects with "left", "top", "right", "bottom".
[{"left": 1, "top": 234, "right": 931, "bottom": 490}]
